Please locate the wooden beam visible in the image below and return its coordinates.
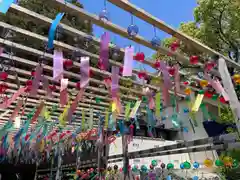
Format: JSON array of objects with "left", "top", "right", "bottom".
[{"left": 107, "top": 0, "right": 240, "bottom": 69}]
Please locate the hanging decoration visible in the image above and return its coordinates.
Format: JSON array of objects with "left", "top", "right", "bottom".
[
  {"left": 48, "top": 13, "right": 65, "bottom": 49},
  {"left": 99, "top": 32, "right": 110, "bottom": 70},
  {"left": 60, "top": 78, "right": 68, "bottom": 107},
  {"left": 127, "top": 14, "right": 139, "bottom": 38},
  {"left": 123, "top": 46, "right": 134, "bottom": 76}
]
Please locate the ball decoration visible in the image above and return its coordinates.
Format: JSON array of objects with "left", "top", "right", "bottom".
[
  {"left": 154, "top": 61, "right": 161, "bottom": 69},
  {"left": 190, "top": 55, "right": 199, "bottom": 64},
  {"left": 180, "top": 163, "right": 185, "bottom": 169},
  {"left": 183, "top": 161, "right": 191, "bottom": 169},
  {"left": 99, "top": 9, "right": 109, "bottom": 21},
  {"left": 168, "top": 67, "right": 175, "bottom": 76},
  {"left": 151, "top": 160, "right": 158, "bottom": 167},
  {"left": 203, "top": 158, "right": 213, "bottom": 167},
  {"left": 223, "top": 156, "right": 232, "bottom": 164},
  {"left": 161, "top": 163, "right": 166, "bottom": 169},
  {"left": 140, "top": 165, "right": 148, "bottom": 173},
  {"left": 127, "top": 24, "right": 139, "bottom": 38},
  {"left": 167, "top": 163, "right": 174, "bottom": 170},
  {"left": 132, "top": 165, "right": 138, "bottom": 172},
  {"left": 193, "top": 162, "right": 200, "bottom": 169},
  {"left": 215, "top": 159, "right": 223, "bottom": 167},
  {"left": 184, "top": 87, "right": 192, "bottom": 95},
  {"left": 151, "top": 36, "right": 161, "bottom": 48},
  {"left": 193, "top": 176, "right": 199, "bottom": 180},
  {"left": 200, "top": 80, "right": 208, "bottom": 88},
  {"left": 134, "top": 52, "right": 145, "bottom": 62},
  {"left": 0, "top": 72, "right": 8, "bottom": 81},
  {"left": 149, "top": 164, "right": 154, "bottom": 169}
]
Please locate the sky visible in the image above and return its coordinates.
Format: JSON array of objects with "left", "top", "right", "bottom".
[{"left": 79, "top": 0, "right": 197, "bottom": 72}]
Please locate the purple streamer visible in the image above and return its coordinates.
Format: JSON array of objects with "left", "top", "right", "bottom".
[
  {"left": 99, "top": 32, "right": 110, "bottom": 70},
  {"left": 111, "top": 66, "right": 119, "bottom": 98},
  {"left": 30, "top": 65, "right": 43, "bottom": 96},
  {"left": 80, "top": 57, "right": 90, "bottom": 88},
  {"left": 123, "top": 46, "right": 134, "bottom": 76},
  {"left": 160, "top": 61, "right": 172, "bottom": 89},
  {"left": 53, "top": 49, "right": 63, "bottom": 81}
]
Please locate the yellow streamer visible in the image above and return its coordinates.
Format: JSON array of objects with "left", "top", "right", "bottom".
[
  {"left": 81, "top": 109, "right": 85, "bottom": 132},
  {"left": 129, "top": 100, "right": 142, "bottom": 118},
  {"left": 155, "top": 92, "right": 161, "bottom": 117},
  {"left": 125, "top": 102, "right": 131, "bottom": 121},
  {"left": 59, "top": 102, "right": 70, "bottom": 126},
  {"left": 192, "top": 94, "right": 204, "bottom": 112},
  {"left": 39, "top": 139, "right": 45, "bottom": 152},
  {"left": 112, "top": 101, "right": 117, "bottom": 112},
  {"left": 104, "top": 109, "right": 109, "bottom": 130}
]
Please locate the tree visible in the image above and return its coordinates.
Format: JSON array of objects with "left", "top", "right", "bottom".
[{"left": 154, "top": 0, "right": 240, "bottom": 62}]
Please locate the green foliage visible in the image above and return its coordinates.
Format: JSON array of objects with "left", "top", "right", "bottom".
[
  {"left": 153, "top": 0, "right": 240, "bottom": 60},
  {"left": 218, "top": 106, "right": 235, "bottom": 124},
  {"left": 0, "top": 0, "right": 93, "bottom": 50}
]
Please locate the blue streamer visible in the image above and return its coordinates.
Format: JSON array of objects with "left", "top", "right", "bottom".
[
  {"left": 48, "top": 13, "right": 65, "bottom": 49},
  {"left": 134, "top": 116, "right": 140, "bottom": 129},
  {"left": 0, "top": 0, "right": 14, "bottom": 14},
  {"left": 118, "top": 120, "right": 124, "bottom": 134}
]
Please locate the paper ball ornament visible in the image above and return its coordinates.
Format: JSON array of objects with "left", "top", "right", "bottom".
[
  {"left": 138, "top": 71, "right": 147, "bottom": 79},
  {"left": 193, "top": 162, "right": 200, "bottom": 169},
  {"left": 0, "top": 72, "right": 8, "bottom": 81},
  {"left": 184, "top": 88, "right": 191, "bottom": 95},
  {"left": 168, "top": 67, "right": 175, "bottom": 76},
  {"left": 161, "top": 163, "right": 166, "bottom": 169},
  {"left": 132, "top": 165, "right": 138, "bottom": 172},
  {"left": 149, "top": 164, "right": 154, "bottom": 169},
  {"left": 204, "top": 158, "right": 213, "bottom": 167},
  {"left": 151, "top": 36, "right": 161, "bottom": 48},
  {"left": 215, "top": 159, "right": 223, "bottom": 167},
  {"left": 180, "top": 163, "right": 185, "bottom": 169},
  {"left": 167, "top": 163, "right": 174, "bottom": 170},
  {"left": 127, "top": 24, "right": 139, "bottom": 38},
  {"left": 154, "top": 61, "right": 161, "bottom": 69},
  {"left": 193, "top": 176, "right": 199, "bottom": 180},
  {"left": 223, "top": 156, "right": 232, "bottom": 164},
  {"left": 151, "top": 160, "right": 158, "bottom": 167},
  {"left": 140, "top": 165, "right": 148, "bottom": 173},
  {"left": 99, "top": 9, "right": 109, "bottom": 21},
  {"left": 183, "top": 161, "right": 191, "bottom": 169},
  {"left": 200, "top": 80, "right": 208, "bottom": 88},
  {"left": 135, "top": 52, "right": 145, "bottom": 62},
  {"left": 190, "top": 55, "right": 199, "bottom": 64}
]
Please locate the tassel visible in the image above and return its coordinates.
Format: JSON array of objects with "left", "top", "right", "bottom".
[
  {"left": 155, "top": 92, "right": 161, "bottom": 117},
  {"left": 125, "top": 102, "right": 131, "bottom": 121},
  {"left": 81, "top": 109, "right": 85, "bottom": 132}
]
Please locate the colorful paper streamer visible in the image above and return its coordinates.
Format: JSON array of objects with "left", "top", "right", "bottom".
[
  {"left": 80, "top": 57, "right": 90, "bottom": 88},
  {"left": 99, "top": 32, "right": 110, "bottom": 70},
  {"left": 192, "top": 94, "right": 204, "bottom": 112},
  {"left": 53, "top": 49, "right": 64, "bottom": 81},
  {"left": 123, "top": 46, "right": 134, "bottom": 76}
]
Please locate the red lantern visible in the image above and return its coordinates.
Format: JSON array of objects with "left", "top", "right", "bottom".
[
  {"left": 76, "top": 82, "right": 81, "bottom": 89},
  {"left": 0, "top": 83, "right": 8, "bottom": 94},
  {"left": 190, "top": 55, "right": 199, "bottom": 64},
  {"left": 31, "top": 70, "right": 36, "bottom": 77},
  {"left": 204, "top": 91, "right": 213, "bottom": 98},
  {"left": 154, "top": 61, "right": 161, "bottom": 69},
  {"left": 183, "top": 81, "right": 189, "bottom": 85},
  {"left": 138, "top": 71, "right": 147, "bottom": 79},
  {"left": 89, "top": 69, "right": 93, "bottom": 77},
  {"left": 168, "top": 67, "right": 175, "bottom": 76},
  {"left": 63, "top": 59, "right": 73, "bottom": 69},
  {"left": 170, "top": 41, "right": 180, "bottom": 51},
  {"left": 25, "top": 80, "right": 33, "bottom": 92},
  {"left": 49, "top": 85, "right": 57, "bottom": 91},
  {"left": 134, "top": 52, "right": 145, "bottom": 62},
  {"left": 119, "top": 66, "right": 123, "bottom": 75},
  {"left": 219, "top": 97, "right": 227, "bottom": 103},
  {"left": 205, "top": 62, "right": 216, "bottom": 71},
  {"left": 0, "top": 72, "right": 8, "bottom": 81}
]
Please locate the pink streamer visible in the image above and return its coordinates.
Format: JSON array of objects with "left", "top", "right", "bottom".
[
  {"left": 205, "top": 73, "right": 229, "bottom": 101},
  {"left": 10, "top": 100, "right": 23, "bottom": 122},
  {"left": 80, "top": 57, "right": 90, "bottom": 88},
  {"left": 160, "top": 61, "right": 172, "bottom": 88},
  {"left": 42, "top": 76, "right": 52, "bottom": 97},
  {"left": 174, "top": 64, "right": 180, "bottom": 92},
  {"left": 30, "top": 65, "right": 43, "bottom": 96},
  {"left": 67, "top": 88, "right": 85, "bottom": 123},
  {"left": 99, "top": 32, "right": 110, "bottom": 70},
  {"left": 53, "top": 49, "right": 63, "bottom": 81},
  {"left": 123, "top": 46, "right": 134, "bottom": 76},
  {"left": 0, "top": 87, "right": 26, "bottom": 109},
  {"left": 60, "top": 78, "right": 68, "bottom": 107},
  {"left": 111, "top": 66, "right": 119, "bottom": 98}
]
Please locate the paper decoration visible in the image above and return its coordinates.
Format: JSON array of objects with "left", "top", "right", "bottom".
[
  {"left": 10, "top": 99, "right": 23, "bottom": 121},
  {"left": 219, "top": 58, "right": 240, "bottom": 124},
  {"left": 30, "top": 65, "right": 43, "bottom": 96},
  {"left": 60, "top": 78, "right": 68, "bottom": 106},
  {"left": 31, "top": 101, "right": 45, "bottom": 123},
  {"left": 99, "top": 32, "right": 110, "bottom": 70},
  {"left": 80, "top": 57, "right": 90, "bottom": 88},
  {"left": 81, "top": 109, "right": 85, "bottom": 131},
  {"left": 111, "top": 66, "right": 119, "bottom": 98},
  {"left": 0, "top": 0, "right": 14, "bottom": 14},
  {"left": 14, "top": 116, "right": 21, "bottom": 129},
  {"left": 123, "top": 46, "right": 134, "bottom": 76},
  {"left": 48, "top": 13, "right": 64, "bottom": 49},
  {"left": 53, "top": 49, "right": 64, "bottom": 81},
  {"left": 104, "top": 110, "right": 109, "bottom": 130},
  {"left": 125, "top": 102, "right": 131, "bottom": 121},
  {"left": 155, "top": 92, "right": 161, "bottom": 117},
  {"left": 174, "top": 64, "right": 180, "bottom": 92},
  {"left": 192, "top": 94, "right": 204, "bottom": 112},
  {"left": 59, "top": 102, "right": 70, "bottom": 126},
  {"left": 129, "top": 100, "right": 142, "bottom": 118}
]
